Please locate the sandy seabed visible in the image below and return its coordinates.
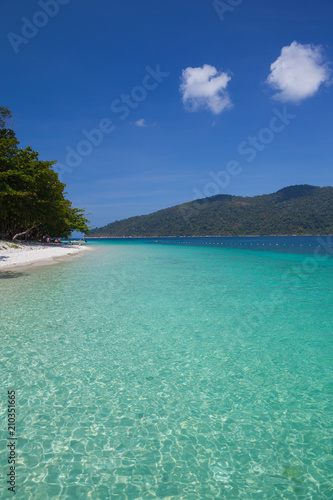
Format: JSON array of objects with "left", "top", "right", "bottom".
[{"left": 0, "top": 240, "right": 91, "bottom": 270}]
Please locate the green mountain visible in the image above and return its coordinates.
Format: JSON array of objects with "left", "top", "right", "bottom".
[{"left": 88, "top": 185, "right": 333, "bottom": 237}]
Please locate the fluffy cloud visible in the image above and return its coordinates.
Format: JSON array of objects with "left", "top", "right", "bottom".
[
  {"left": 180, "top": 64, "right": 232, "bottom": 114},
  {"left": 133, "top": 118, "right": 147, "bottom": 127},
  {"left": 267, "top": 41, "right": 330, "bottom": 102}
]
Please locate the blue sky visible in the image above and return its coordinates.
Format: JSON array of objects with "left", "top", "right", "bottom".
[{"left": 1, "top": 0, "right": 332, "bottom": 228}]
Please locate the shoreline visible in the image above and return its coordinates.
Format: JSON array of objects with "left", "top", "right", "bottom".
[
  {"left": 0, "top": 241, "right": 92, "bottom": 271},
  {"left": 86, "top": 234, "right": 332, "bottom": 238}
]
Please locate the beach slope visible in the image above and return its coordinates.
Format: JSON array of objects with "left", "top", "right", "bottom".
[{"left": 0, "top": 241, "right": 91, "bottom": 270}]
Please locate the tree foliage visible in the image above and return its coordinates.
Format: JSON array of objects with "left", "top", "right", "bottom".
[
  {"left": 0, "top": 107, "right": 89, "bottom": 240},
  {"left": 89, "top": 185, "right": 333, "bottom": 237}
]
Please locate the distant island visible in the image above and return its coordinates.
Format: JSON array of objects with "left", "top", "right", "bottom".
[{"left": 88, "top": 185, "right": 333, "bottom": 237}]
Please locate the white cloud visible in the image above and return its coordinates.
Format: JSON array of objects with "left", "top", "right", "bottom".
[
  {"left": 180, "top": 64, "right": 232, "bottom": 114},
  {"left": 133, "top": 118, "right": 148, "bottom": 127},
  {"left": 267, "top": 41, "right": 331, "bottom": 103},
  {"left": 132, "top": 118, "right": 158, "bottom": 128}
]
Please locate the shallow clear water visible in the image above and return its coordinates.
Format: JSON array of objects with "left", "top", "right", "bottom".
[{"left": 1, "top": 239, "right": 332, "bottom": 499}]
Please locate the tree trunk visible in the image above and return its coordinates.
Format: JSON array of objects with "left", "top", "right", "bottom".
[{"left": 12, "top": 225, "right": 38, "bottom": 241}]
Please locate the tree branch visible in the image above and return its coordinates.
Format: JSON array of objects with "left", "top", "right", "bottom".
[{"left": 12, "top": 224, "right": 39, "bottom": 241}]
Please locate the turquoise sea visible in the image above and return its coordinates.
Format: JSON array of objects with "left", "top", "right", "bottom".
[{"left": 1, "top": 237, "right": 332, "bottom": 499}]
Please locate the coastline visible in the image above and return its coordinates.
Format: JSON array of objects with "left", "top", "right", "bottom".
[
  {"left": 0, "top": 240, "right": 92, "bottom": 271},
  {"left": 86, "top": 233, "right": 332, "bottom": 238}
]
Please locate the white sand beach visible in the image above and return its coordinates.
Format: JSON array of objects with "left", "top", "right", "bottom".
[{"left": 0, "top": 241, "right": 91, "bottom": 270}]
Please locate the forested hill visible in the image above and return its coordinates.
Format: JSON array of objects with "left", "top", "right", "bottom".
[{"left": 88, "top": 185, "right": 333, "bottom": 237}]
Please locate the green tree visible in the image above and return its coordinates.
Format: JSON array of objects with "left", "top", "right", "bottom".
[
  {"left": 0, "top": 106, "right": 15, "bottom": 140},
  {"left": 0, "top": 107, "right": 90, "bottom": 240}
]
